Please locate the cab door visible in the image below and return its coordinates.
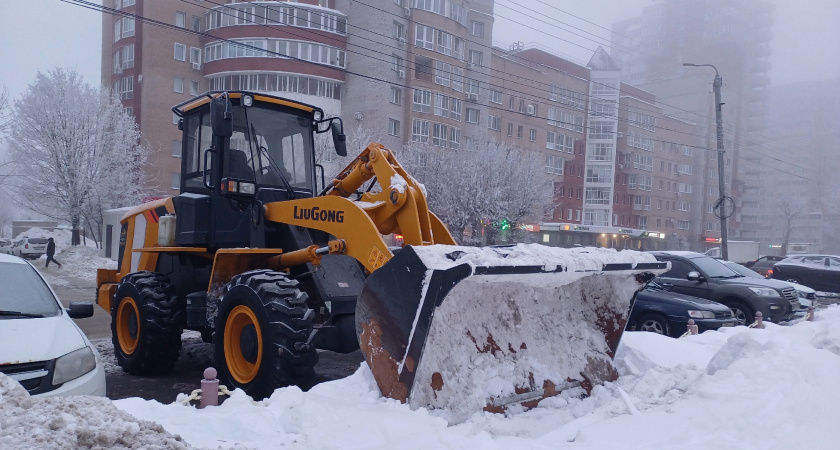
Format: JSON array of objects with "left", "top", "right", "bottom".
[{"left": 656, "top": 258, "right": 711, "bottom": 299}]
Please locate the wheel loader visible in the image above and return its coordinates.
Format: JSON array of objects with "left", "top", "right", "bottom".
[{"left": 96, "top": 91, "right": 666, "bottom": 422}]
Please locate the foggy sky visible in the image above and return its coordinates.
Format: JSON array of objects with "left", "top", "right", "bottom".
[{"left": 0, "top": 0, "right": 838, "bottom": 102}]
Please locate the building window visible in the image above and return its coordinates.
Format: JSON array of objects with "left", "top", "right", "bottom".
[
  {"left": 412, "top": 88, "right": 431, "bottom": 113},
  {"left": 529, "top": 129, "right": 536, "bottom": 142},
  {"left": 388, "top": 118, "right": 400, "bottom": 137},
  {"left": 411, "top": 119, "right": 429, "bottom": 142},
  {"left": 174, "top": 77, "right": 184, "bottom": 94},
  {"left": 192, "top": 15, "right": 202, "bottom": 32},
  {"left": 390, "top": 86, "right": 402, "bottom": 105},
  {"left": 171, "top": 173, "right": 180, "bottom": 190},
  {"left": 489, "top": 89, "right": 502, "bottom": 104},
  {"left": 468, "top": 50, "right": 483, "bottom": 67},
  {"left": 432, "top": 123, "right": 449, "bottom": 147},
  {"left": 172, "top": 140, "right": 182, "bottom": 158},
  {"left": 172, "top": 113, "right": 179, "bottom": 125},
  {"left": 176, "top": 11, "right": 186, "bottom": 28},
  {"left": 451, "top": 66, "right": 463, "bottom": 92},
  {"left": 174, "top": 43, "right": 187, "bottom": 61},
  {"left": 393, "top": 21, "right": 406, "bottom": 41},
  {"left": 415, "top": 24, "right": 434, "bottom": 50},
  {"left": 113, "top": 20, "right": 121, "bottom": 43},
  {"left": 433, "top": 94, "right": 449, "bottom": 118},
  {"left": 487, "top": 115, "right": 501, "bottom": 131},
  {"left": 449, "top": 128, "right": 460, "bottom": 149},
  {"left": 450, "top": 98, "right": 462, "bottom": 121},
  {"left": 118, "top": 76, "right": 133, "bottom": 100},
  {"left": 678, "top": 220, "right": 690, "bottom": 230},
  {"left": 517, "top": 125, "right": 523, "bottom": 139},
  {"left": 190, "top": 47, "right": 201, "bottom": 64},
  {"left": 465, "top": 108, "right": 479, "bottom": 124},
  {"left": 470, "top": 20, "right": 484, "bottom": 37},
  {"left": 434, "top": 60, "right": 451, "bottom": 87},
  {"left": 507, "top": 123, "right": 513, "bottom": 137},
  {"left": 413, "top": 55, "right": 430, "bottom": 80},
  {"left": 393, "top": 54, "right": 406, "bottom": 75},
  {"left": 436, "top": 30, "right": 452, "bottom": 55},
  {"left": 190, "top": 80, "right": 200, "bottom": 96},
  {"left": 122, "top": 17, "right": 135, "bottom": 38},
  {"left": 545, "top": 155, "right": 563, "bottom": 174}
]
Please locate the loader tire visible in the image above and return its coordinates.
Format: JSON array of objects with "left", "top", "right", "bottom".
[
  {"left": 111, "top": 271, "right": 184, "bottom": 376},
  {"left": 214, "top": 270, "right": 318, "bottom": 400}
]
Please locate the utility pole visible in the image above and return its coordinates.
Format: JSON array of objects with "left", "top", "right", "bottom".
[{"left": 684, "top": 63, "right": 729, "bottom": 261}]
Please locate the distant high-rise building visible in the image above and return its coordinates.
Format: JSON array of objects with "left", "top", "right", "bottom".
[{"left": 611, "top": 0, "right": 774, "bottom": 250}]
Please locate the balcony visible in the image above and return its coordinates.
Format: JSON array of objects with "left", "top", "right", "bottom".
[
  {"left": 754, "top": 45, "right": 772, "bottom": 58},
  {"left": 751, "top": 59, "right": 771, "bottom": 73}
]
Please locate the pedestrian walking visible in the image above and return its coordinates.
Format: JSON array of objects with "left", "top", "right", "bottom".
[{"left": 45, "top": 237, "right": 62, "bottom": 268}]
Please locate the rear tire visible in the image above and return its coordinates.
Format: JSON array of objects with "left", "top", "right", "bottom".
[
  {"left": 214, "top": 270, "right": 318, "bottom": 400},
  {"left": 111, "top": 272, "right": 184, "bottom": 375},
  {"left": 636, "top": 313, "right": 670, "bottom": 336}
]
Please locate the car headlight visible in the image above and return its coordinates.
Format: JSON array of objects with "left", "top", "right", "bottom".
[
  {"left": 748, "top": 287, "right": 781, "bottom": 297},
  {"left": 53, "top": 346, "right": 97, "bottom": 385},
  {"left": 688, "top": 310, "right": 715, "bottom": 319}
]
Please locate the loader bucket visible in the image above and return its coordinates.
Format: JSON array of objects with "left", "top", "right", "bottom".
[{"left": 356, "top": 244, "right": 667, "bottom": 423}]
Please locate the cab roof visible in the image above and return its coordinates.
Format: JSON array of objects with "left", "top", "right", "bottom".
[{"left": 172, "top": 91, "right": 322, "bottom": 117}]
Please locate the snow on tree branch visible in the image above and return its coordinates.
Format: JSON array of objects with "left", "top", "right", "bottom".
[{"left": 7, "top": 68, "right": 148, "bottom": 245}]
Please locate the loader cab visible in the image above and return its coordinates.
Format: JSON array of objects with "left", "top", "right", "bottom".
[{"left": 172, "top": 91, "right": 345, "bottom": 249}]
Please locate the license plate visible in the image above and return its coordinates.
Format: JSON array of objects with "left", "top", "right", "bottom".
[{"left": 721, "top": 322, "right": 735, "bottom": 327}]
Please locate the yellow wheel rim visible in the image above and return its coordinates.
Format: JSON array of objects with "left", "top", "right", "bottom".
[
  {"left": 116, "top": 297, "right": 140, "bottom": 355},
  {"left": 224, "top": 305, "right": 263, "bottom": 384}
]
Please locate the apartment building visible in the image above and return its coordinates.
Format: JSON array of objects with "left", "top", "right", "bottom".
[
  {"left": 101, "top": 0, "right": 348, "bottom": 196},
  {"left": 611, "top": 0, "right": 774, "bottom": 250}
]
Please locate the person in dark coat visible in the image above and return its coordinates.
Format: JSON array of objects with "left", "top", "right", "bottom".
[{"left": 45, "top": 237, "right": 62, "bottom": 268}]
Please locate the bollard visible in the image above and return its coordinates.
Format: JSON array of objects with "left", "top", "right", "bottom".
[
  {"left": 753, "top": 311, "right": 765, "bottom": 329},
  {"left": 200, "top": 367, "right": 219, "bottom": 409},
  {"left": 686, "top": 319, "right": 699, "bottom": 335},
  {"left": 807, "top": 305, "right": 815, "bottom": 322}
]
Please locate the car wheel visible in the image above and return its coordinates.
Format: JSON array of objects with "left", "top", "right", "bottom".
[
  {"left": 215, "top": 270, "right": 318, "bottom": 400},
  {"left": 111, "top": 271, "right": 185, "bottom": 375},
  {"left": 726, "top": 301, "right": 755, "bottom": 326},
  {"left": 637, "top": 313, "right": 670, "bottom": 336}
]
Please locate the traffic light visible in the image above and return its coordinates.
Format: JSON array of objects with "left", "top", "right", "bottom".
[{"left": 497, "top": 218, "right": 511, "bottom": 231}]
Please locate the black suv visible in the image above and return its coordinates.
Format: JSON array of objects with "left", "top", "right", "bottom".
[{"left": 649, "top": 251, "right": 800, "bottom": 325}]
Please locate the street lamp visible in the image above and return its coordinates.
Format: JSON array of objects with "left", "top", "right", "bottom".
[{"left": 683, "top": 63, "right": 729, "bottom": 261}]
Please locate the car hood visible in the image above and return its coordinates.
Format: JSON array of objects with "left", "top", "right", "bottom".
[
  {"left": 717, "top": 276, "right": 792, "bottom": 290},
  {"left": 783, "top": 281, "right": 816, "bottom": 294},
  {"left": 0, "top": 315, "right": 87, "bottom": 364},
  {"left": 641, "top": 289, "right": 730, "bottom": 310}
]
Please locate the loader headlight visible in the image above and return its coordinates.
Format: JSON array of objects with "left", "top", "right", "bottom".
[
  {"left": 749, "top": 287, "right": 781, "bottom": 297},
  {"left": 688, "top": 310, "right": 715, "bottom": 319},
  {"left": 243, "top": 95, "right": 253, "bottom": 107},
  {"left": 239, "top": 182, "right": 256, "bottom": 195},
  {"left": 53, "top": 346, "right": 96, "bottom": 385}
]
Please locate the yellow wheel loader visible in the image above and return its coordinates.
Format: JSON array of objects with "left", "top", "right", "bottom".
[{"left": 96, "top": 91, "right": 666, "bottom": 420}]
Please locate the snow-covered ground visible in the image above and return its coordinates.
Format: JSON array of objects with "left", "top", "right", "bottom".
[
  {"left": 16, "top": 227, "right": 116, "bottom": 285},
  {"left": 4, "top": 307, "right": 840, "bottom": 449}
]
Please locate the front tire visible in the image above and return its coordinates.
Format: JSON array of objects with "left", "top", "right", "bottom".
[
  {"left": 636, "top": 313, "right": 670, "bottom": 336},
  {"left": 726, "top": 301, "right": 755, "bottom": 326},
  {"left": 111, "top": 272, "right": 184, "bottom": 375},
  {"left": 214, "top": 270, "right": 318, "bottom": 400}
]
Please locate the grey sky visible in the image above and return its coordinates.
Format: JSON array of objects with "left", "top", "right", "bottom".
[{"left": 0, "top": 0, "right": 838, "bottom": 102}]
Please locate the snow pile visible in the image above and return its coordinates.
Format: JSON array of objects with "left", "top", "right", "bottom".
[
  {"left": 0, "top": 375, "right": 188, "bottom": 449},
  {"left": 14, "top": 227, "right": 117, "bottom": 282},
  {"left": 412, "top": 243, "right": 658, "bottom": 271},
  {"left": 4, "top": 306, "right": 840, "bottom": 448}
]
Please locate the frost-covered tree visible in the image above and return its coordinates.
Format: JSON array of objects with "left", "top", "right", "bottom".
[
  {"left": 8, "top": 68, "right": 147, "bottom": 246},
  {"left": 397, "top": 135, "right": 554, "bottom": 245},
  {"left": 0, "top": 86, "right": 10, "bottom": 137}
]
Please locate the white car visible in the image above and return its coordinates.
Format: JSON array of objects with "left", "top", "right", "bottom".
[
  {"left": 0, "top": 239, "right": 13, "bottom": 254},
  {"left": 11, "top": 237, "right": 49, "bottom": 260},
  {"left": 0, "top": 254, "right": 106, "bottom": 396}
]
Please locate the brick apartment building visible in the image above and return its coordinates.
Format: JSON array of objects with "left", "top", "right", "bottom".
[{"left": 101, "top": 0, "right": 705, "bottom": 249}]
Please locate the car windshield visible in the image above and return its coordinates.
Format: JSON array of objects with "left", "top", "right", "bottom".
[
  {"left": 724, "top": 262, "right": 764, "bottom": 279},
  {"left": 0, "top": 262, "right": 61, "bottom": 318},
  {"left": 691, "top": 256, "right": 741, "bottom": 278}
]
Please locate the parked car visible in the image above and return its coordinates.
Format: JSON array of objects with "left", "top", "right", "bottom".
[
  {"left": 0, "top": 239, "right": 13, "bottom": 255},
  {"left": 743, "top": 255, "right": 786, "bottom": 277},
  {"left": 723, "top": 261, "right": 816, "bottom": 309},
  {"left": 0, "top": 254, "right": 106, "bottom": 396},
  {"left": 649, "top": 251, "right": 801, "bottom": 325},
  {"left": 627, "top": 281, "right": 737, "bottom": 337},
  {"left": 11, "top": 237, "right": 49, "bottom": 260},
  {"left": 770, "top": 254, "right": 840, "bottom": 295}
]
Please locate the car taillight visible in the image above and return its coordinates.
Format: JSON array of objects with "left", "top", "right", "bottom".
[
  {"left": 25, "top": 243, "right": 29, "bottom": 249},
  {"left": 767, "top": 268, "right": 773, "bottom": 277}
]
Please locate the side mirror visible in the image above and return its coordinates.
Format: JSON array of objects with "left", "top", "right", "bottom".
[
  {"left": 210, "top": 93, "right": 233, "bottom": 137},
  {"left": 686, "top": 271, "right": 703, "bottom": 282},
  {"left": 67, "top": 301, "right": 94, "bottom": 319},
  {"left": 331, "top": 121, "right": 347, "bottom": 157}
]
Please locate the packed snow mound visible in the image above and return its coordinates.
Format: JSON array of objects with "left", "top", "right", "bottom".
[
  {"left": 0, "top": 374, "right": 189, "bottom": 450},
  {"left": 13, "top": 227, "right": 82, "bottom": 249}
]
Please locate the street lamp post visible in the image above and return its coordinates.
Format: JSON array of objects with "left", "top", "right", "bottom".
[{"left": 684, "top": 63, "right": 729, "bottom": 261}]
